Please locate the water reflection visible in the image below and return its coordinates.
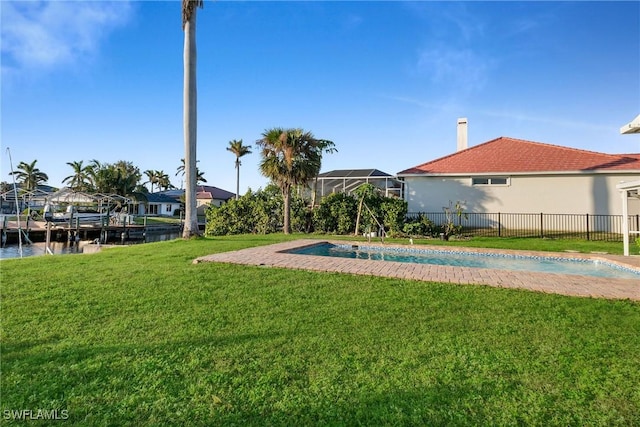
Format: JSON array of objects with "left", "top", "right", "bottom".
[{"left": 0, "top": 232, "right": 181, "bottom": 259}]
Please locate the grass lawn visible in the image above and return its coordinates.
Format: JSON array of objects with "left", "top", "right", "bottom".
[{"left": 1, "top": 235, "right": 639, "bottom": 426}]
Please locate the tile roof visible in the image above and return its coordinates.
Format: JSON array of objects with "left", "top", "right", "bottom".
[{"left": 398, "top": 137, "right": 640, "bottom": 175}]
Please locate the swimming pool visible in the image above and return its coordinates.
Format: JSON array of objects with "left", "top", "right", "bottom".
[{"left": 286, "top": 243, "right": 640, "bottom": 280}]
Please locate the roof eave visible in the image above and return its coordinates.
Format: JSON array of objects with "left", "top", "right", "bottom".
[
  {"left": 620, "top": 114, "right": 640, "bottom": 134},
  {"left": 398, "top": 169, "right": 640, "bottom": 177}
]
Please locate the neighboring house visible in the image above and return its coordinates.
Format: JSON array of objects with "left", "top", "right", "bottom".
[
  {"left": 315, "top": 169, "right": 404, "bottom": 198},
  {"left": 158, "top": 186, "right": 236, "bottom": 216},
  {"left": 397, "top": 136, "right": 640, "bottom": 217},
  {"left": 133, "top": 192, "right": 182, "bottom": 217},
  {"left": 196, "top": 185, "right": 236, "bottom": 209}
]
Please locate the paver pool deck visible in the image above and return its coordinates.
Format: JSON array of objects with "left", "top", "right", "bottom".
[{"left": 194, "top": 239, "right": 640, "bottom": 301}]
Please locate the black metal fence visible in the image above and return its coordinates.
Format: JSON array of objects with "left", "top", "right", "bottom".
[{"left": 406, "top": 212, "right": 640, "bottom": 241}]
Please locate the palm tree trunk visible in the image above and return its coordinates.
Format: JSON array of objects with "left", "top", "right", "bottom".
[
  {"left": 283, "top": 184, "right": 291, "bottom": 234},
  {"left": 183, "top": 7, "right": 200, "bottom": 238},
  {"left": 235, "top": 159, "right": 240, "bottom": 200}
]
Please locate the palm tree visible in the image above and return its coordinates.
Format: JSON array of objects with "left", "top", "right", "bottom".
[
  {"left": 144, "top": 169, "right": 160, "bottom": 193},
  {"left": 226, "top": 139, "right": 252, "bottom": 200},
  {"left": 62, "top": 160, "right": 92, "bottom": 191},
  {"left": 9, "top": 160, "right": 49, "bottom": 191},
  {"left": 176, "top": 158, "right": 207, "bottom": 186},
  {"left": 156, "top": 171, "right": 174, "bottom": 191},
  {"left": 182, "top": 0, "right": 204, "bottom": 238},
  {"left": 87, "top": 160, "right": 142, "bottom": 196},
  {"left": 256, "top": 128, "right": 335, "bottom": 234}
]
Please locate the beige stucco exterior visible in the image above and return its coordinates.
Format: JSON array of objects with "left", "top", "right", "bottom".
[{"left": 403, "top": 173, "right": 640, "bottom": 215}]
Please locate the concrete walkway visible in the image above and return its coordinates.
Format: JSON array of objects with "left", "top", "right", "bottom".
[{"left": 194, "top": 239, "right": 640, "bottom": 301}]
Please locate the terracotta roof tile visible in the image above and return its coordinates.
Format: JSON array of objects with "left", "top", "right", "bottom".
[{"left": 398, "top": 137, "right": 640, "bottom": 175}]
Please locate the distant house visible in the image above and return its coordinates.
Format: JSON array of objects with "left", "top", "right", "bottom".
[
  {"left": 315, "top": 169, "right": 404, "bottom": 198},
  {"left": 397, "top": 136, "right": 640, "bottom": 216},
  {"left": 157, "top": 186, "right": 236, "bottom": 216},
  {"left": 195, "top": 185, "right": 236, "bottom": 209},
  {"left": 132, "top": 192, "right": 182, "bottom": 217}
]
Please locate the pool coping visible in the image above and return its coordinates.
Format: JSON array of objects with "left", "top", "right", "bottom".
[{"left": 194, "top": 239, "right": 640, "bottom": 301}]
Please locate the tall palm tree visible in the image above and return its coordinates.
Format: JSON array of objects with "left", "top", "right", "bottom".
[
  {"left": 226, "top": 139, "right": 252, "bottom": 200},
  {"left": 256, "top": 128, "right": 335, "bottom": 234},
  {"left": 9, "top": 160, "right": 49, "bottom": 191},
  {"left": 62, "top": 160, "right": 92, "bottom": 191},
  {"left": 182, "top": 0, "right": 204, "bottom": 238}
]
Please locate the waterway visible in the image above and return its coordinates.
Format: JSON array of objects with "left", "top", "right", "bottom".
[{"left": 0, "top": 231, "right": 181, "bottom": 260}]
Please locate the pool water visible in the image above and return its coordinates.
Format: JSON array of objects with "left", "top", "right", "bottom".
[{"left": 287, "top": 243, "right": 640, "bottom": 280}]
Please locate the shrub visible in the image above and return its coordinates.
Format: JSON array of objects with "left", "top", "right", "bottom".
[
  {"left": 204, "top": 185, "right": 309, "bottom": 236},
  {"left": 313, "top": 192, "right": 358, "bottom": 234},
  {"left": 403, "top": 214, "right": 436, "bottom": 237},
  {"left": 381, "top": 197, "right": 408, "bottom": 236}
]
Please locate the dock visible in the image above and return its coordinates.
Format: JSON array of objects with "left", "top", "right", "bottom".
[{"left": 1, "top": 218, "right": 182, "bottom": 246}]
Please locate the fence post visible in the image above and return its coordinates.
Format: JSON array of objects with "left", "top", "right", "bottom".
[
  {"left": 540, "top": 213, "right": 544, "bottom": 238},
  {"left": 498, "top": 212, "right": 501, "bottom": 237},
  {"left": 586, "top": 213, "right": 590, "bottom": 241}
]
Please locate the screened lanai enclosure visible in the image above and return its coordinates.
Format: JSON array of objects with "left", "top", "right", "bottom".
[{"left": 315, "top": 169, "right": 404, "bottom": 198}]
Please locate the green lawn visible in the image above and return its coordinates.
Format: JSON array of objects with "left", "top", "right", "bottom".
[{"left": 2, "top": 235, "right": 639, "bottom": 426}]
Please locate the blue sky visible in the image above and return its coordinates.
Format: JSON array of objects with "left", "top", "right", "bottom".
[{"left": 2, "top": 1, "right": 639, "bottom": 195}]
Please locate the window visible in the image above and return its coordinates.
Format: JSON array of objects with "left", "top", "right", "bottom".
[
  {"left": 166, "top": 204, "right": 172, "bottom": 212},
  {"left": 472, "top": 177, "right": 509, "bottom": 186}
]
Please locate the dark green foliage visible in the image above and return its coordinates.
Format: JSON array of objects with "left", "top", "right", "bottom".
[
  {"left": 403, "top": 213, "right": 437, "bottom": 237},
  {"left": 312, "top": 192, "right": 359, "bottom": 234},
  {"left": 205, "top": 185, "right": 308, "bottom": 235},
  {"left": 381, "top": 197, "right": 407, "bottom": 236},
  {"left": 208, "top": 184, "right": 409, "bottom": 237}
]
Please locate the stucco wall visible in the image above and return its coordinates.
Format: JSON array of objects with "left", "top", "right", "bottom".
[{"left": 404, "top": 174, "right": 640, "bottom": 215}]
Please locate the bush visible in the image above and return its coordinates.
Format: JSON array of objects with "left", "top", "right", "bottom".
[
  {"left": 381, "top": 197, "right": 408, "bottom": 236},
  {"left": 205, "top": 183, "right": 410, "bottom": 237},
  {"left": 403, "top": 214, "right": 436, "bottom": 237},
  {"left": 204, "top": 185, "right": 309, "bottom": 236},
  {"left": 313, "top": 192, "right": 358, "bottom": 234}
]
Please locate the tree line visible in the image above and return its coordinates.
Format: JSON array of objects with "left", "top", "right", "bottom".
[
  {"left": 3, "top": 158, "right": 206, "bottom": 195},
  {"left": 4, "top": 128, "right": 336, "bottom": 235}
]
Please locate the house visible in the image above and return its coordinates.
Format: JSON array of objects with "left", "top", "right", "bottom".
[
  {"left": 157, "top": 186, "right": 236, "bottom": 216},
  {"left": 397, "top": 135, "right": 640, "bottom": 217},
  {"left": 315, "top": 169, "right": 404, "bottom": 198},
  {"left": 133, "top": 192, "right": 182, "bottom": 217},
  {"left": 195, "top": 185, "right": 235, "bottom": 209}
]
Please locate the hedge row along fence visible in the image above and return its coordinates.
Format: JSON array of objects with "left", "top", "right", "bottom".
[{"left": 205, "top": 185, "right": 639, "bottom": 241}]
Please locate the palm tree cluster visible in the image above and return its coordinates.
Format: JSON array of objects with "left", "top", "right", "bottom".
[
  {"left": 62, "top": 160, "right": 145, "bottom": 196},
  {"left": 144, "top": 170, "right": 175, "bottom": 193}
]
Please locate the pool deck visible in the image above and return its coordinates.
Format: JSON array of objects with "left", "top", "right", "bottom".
[{"left": 194, "top": 239, "right": 640, "bottom": 301}]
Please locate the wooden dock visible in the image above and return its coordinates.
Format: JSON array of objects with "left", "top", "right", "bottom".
[{"left": 1, "top": 219, "right": 182, "bottom": 245}]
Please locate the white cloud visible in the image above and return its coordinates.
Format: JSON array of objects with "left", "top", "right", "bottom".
[
  {"left": 417, "top": 47, "right": 491, "bottom": 94},
  {"left": 1, "top": 0, "right": 132, "bottom": 73}
]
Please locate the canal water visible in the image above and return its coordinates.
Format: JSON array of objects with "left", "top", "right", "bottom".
[{"left": 0, "top": 231, "right": 181, "bottom": 260}]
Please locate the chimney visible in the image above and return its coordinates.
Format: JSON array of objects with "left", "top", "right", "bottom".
[{"left": 457, "top": 117, "right": 468, "bottom": 151}]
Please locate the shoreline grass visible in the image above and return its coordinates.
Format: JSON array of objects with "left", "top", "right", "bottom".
[{"left": 2, "top": 235, "right": 639, "bottom": 425}]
